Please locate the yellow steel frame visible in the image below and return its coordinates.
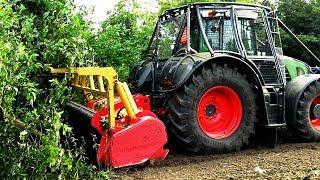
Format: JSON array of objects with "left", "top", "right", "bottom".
[{"left": 51, "top": 67, "right": 139, "bottom": 129}]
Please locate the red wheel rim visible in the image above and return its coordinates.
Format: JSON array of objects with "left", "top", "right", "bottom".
[
  {"left": 310, "top": 95, "right": 320, "bottom": 131},
  {"left": 197, "top": 86, "right": 242, "bottom": 139}
]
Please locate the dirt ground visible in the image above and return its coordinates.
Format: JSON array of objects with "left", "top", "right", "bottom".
[{"left": 113, "top": 135, "right": 320, "bottom": 179}]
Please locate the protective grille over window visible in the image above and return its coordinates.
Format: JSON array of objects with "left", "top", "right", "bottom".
[
  {"left": 206, "top": 18, "right": 237, "bottom": 51},
  {"left": 202, "top": 15, "right": 237, "bottom": 52},
  {"left": 198, "top": 9, "right": 237, "bottom": 52},
  {"left": 236, "top": 10, "right": 272, "bottom": 56}
]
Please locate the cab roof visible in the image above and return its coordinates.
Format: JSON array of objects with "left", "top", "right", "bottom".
[{"left": 162, "top": 2, "right": 271, "bottom": 16}]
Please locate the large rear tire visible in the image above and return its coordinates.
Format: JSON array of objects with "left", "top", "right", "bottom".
[
  {"left": 288, "top": 81, "right": 320, "bottom": 141},
  {"left": 165, "top": 64, "right": 256, "bottom": 153}
]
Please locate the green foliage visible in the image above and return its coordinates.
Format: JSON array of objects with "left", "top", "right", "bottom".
[
  {"left": 278, "top": 0, "right": 320, "bottom": 66},
  {"left": 0, "top": 0, "right": 107, "bottom": 178},
  {"left": 91, "top": 0, "right": 156, "bottom": 81}
]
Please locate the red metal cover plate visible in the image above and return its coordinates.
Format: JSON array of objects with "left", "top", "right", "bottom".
[{"left": 109, "top": 115, "right": 168, "bottom": 168}]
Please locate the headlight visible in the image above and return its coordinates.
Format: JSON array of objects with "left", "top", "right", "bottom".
[{"left": 296, "top": 67, "right": 305, "bottom": 76}]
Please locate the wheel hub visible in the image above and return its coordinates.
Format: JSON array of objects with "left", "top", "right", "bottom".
[
  {"left": 197, "top": 86, "right": 242, "bottom": 139},
  {"left": 205, "top": 105, "right": 216, "bottom": 117},
  {"left": 311, "top": 104, "right": 320, "bottom": 119}
]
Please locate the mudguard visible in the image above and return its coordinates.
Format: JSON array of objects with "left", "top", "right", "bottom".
[
  {"left": 159, "top": 55, "right": 195, "bottom": 89},
  {"left": 128, "top": 60, "right": 153, "bottom": 88},
  {"left": 131, "top": 54, "right": 265, "bottom": 93},
  {"left": 285, "top": 74, "right": 320, "bottom": 124},
  {"left": 160, "top": 54, "right": 264, "bottom": 91}
]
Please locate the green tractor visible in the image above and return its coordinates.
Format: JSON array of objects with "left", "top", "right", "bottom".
[{"left": 128, "top": 2, "right": 320, "bottom": 153}]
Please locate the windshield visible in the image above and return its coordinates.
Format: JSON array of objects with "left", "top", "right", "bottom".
[{"left": 147, "top": 13, "right": 186, "bottom": 59}]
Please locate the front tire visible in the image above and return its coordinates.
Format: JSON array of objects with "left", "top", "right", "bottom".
[
  {"left": 165, "top": 64, "right": 256, "bottom": 153},
  {"left": 288, "top": 81, "right": 320, "bottom": 141}
]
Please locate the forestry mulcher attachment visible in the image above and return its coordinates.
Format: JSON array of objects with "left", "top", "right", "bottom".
[
  {"left": 52, "top": 2, "right": 320, "bottom": 168},
  {"left": 50, "top": 67, "right": 168, "bottom": 168}
]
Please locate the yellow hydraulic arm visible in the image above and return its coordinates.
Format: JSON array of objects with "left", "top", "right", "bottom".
[{"left": 50, "top": 67, "right": 139, "bottom": 129}]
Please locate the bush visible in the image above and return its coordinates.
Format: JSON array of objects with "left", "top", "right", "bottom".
[
  {"left": 0, "top": 0, "right": 107, "bottom": 178},
  {"left": 91, "top": 0, "right": 156, "bottom": 81}
]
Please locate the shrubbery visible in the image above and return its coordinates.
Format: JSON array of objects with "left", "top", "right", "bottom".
[
  {"left": 91, "top": 0, "right": 156, "bottom": 81},
  {"left": 0, "top": 0, "right": 107, "bottom": 178}
]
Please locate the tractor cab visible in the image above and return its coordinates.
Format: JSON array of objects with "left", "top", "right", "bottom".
[
  {"left": 133, "top": 3, "right": 287, "bottom": 95},
  {"left": 146, "top": 4, "right": 282, "bottom": 60},
  {"left": 145, "top": 3, "right": 286, "bottom": 83}
]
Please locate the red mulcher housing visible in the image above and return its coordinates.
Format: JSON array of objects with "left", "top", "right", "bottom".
[{"left": 88, "top": 96, "right": 168, "bottom": 168}]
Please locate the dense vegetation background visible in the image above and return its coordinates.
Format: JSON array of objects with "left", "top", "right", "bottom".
[{"left": 0, "top": 0, "right": 319, "bottom": 178}]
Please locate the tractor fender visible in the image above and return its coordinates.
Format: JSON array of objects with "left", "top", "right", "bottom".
[
  {"left": 128, "top": 60, "right": 153, "bottom": 88},
  {"left": 171, "top": 54, "right": 265, "bottom": 90},
  {"left": 160, "top": 55, "right": 195, "bottom": 90},
  {"left": 285, "top": 74, "right": 320, "bottom": 124}
]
